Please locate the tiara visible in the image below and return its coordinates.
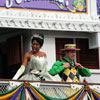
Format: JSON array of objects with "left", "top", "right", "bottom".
[{"left": 31, "top": 34, "right": 44, "bottom": 40}]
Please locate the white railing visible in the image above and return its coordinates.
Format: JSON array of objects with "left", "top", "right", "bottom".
[{"left": 0, "top": 79, "right": 100, "bottom": 99}]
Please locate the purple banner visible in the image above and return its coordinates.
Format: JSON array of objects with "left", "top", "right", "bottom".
[
  {"left": 0, "top": 0, "right": 87, "bottom": 13},
  {"left": 97, "top": 0, "right": 100, "bottom": 15}
]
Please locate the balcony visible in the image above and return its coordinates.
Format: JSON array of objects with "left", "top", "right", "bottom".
[{"left": 0, "top": 79, "right": 100, "bottom": 100}]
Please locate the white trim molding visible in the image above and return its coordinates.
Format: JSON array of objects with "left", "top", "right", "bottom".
[{"left": 0, "top": 9, "right": 100, "bottom": 32}]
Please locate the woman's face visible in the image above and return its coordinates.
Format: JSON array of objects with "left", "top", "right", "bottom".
[{"left": 32, "top": 40, "right": 41, "bottom": 54}]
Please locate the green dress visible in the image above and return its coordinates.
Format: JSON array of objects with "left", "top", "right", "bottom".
[
  {"left": 49, "top": 56, "right": 91, "bottom": 82},
  {"left": 20, "top": 55, "right": 55, "bottom": 81}
]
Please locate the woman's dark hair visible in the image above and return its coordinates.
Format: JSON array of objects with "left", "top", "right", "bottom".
[{"left": 31, "top": 34, "right": 44, "bottom": 47}]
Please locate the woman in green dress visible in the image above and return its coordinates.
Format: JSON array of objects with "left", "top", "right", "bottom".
[{"left": 13, "top": 33, "right": 54, "bottom": 81}]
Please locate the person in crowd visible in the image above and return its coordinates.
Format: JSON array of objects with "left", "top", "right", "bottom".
[
  {"left": 13, "top": 33, "right": 54, "bottom": 81},
  {"left": 49, "top": 44, "right": 91, "bottom": 82}
]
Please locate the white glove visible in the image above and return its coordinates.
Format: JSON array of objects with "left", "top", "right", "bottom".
[{"left": 12, "top": 65, "right": 25, "bottom": 80}]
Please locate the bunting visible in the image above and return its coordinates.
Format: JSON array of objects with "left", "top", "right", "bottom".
[{"left": 0, "top": 82, "right": 100, "bottom": 100}]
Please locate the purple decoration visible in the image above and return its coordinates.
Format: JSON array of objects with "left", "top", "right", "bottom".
[
  {"left": 92, "top": 91, "right": 100, "bottom": 100},
  {"left": 97, "top": 0, "right": 100, "bottom": 15},
  {"left": 24, "top": 85, "right": 26, "bottom": 100},
  {"left": 75, "top": 88, "right": 85, "bottom": 100},
  {"left": 8, "top": 86, "right": 23, "bottom": 100},
  {"left": 27, "top": 87, "right": 40, "bottom": 100},
  {"left": 0, "top": 0, "right": 87, "bottom": 13}
]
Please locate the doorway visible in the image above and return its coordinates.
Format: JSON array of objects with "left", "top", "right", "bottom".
[{"left": 0, "top": 35, "right": 23, "bottom": 79}]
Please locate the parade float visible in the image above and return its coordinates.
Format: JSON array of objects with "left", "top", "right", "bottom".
[{"left": 0, "top": 0, "right": 100, "bottom": 99}]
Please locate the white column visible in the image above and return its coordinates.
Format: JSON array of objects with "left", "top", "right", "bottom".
[
  {"left": 89, "top": 0, "right": 97, "bottom": 16},
  {"left": 41, "top": 37, "right": 56, "bottom": 70},
  {"left": 87, "top": 0, "right": 91, "bottom": 15}
]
